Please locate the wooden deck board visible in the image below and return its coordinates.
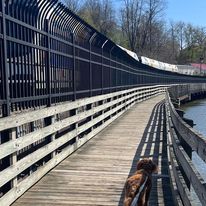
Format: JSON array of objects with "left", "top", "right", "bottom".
[{"left": 13, "top": 95, "right": 175, "bottom": 206}]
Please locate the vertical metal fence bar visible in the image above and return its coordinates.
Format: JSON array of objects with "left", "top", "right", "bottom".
[
  {"left": 115, "top": 56, "right": 117, "bottom": 92},
  {"left": 22, "top": 45, "right": 26, "bottom": 107},
  {"left": 28, "top": 46, "right": 32, "bottom": 107},
  {"left": 7, "top": 42, "right": 12, "bottom": 106},
  {"left": 13, "top": 43, "right": 17, "bottom": 101},
  {"left": 2, "top": 0, "right": 10, "bottom": 116},
  {"left": 101, "top": 48, "right": 103, "bottom": 95},
  {"left": 89, "top": 42, "right": 92, "bottom": 97},
  {"left": 109, "top": 46, "right": 115, "bottom": 93},
  {"left": 20, "top": 44, "right": 24, "bottom": 108},
  {"left": 46, "top": 19, "right": 51, "bottom": 106},
  {"left": 109, "top": 51, "right": 111, "bottom": 94},
  {"left": 24, "top": 45, "right": 28, "bottom": 108},
  {"left": 71, "top": 33, "right": 76, "bottom": 100}
]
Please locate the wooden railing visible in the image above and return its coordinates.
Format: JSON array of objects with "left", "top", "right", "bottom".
[
  {"left": 0, "top": 85, "right": 166, "bottom": 206},
  {"left": 165, "top": 88, "right": 206, "bottom": 206}
]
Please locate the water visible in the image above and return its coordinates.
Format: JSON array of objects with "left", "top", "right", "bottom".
[
  {"left": 181, "top": 99, "right": 206, "bottom": 205},
  {"left": 181, "top": 99, "right": 206, "bottom": 137}
]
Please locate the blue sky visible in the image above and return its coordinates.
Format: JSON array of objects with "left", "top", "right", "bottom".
[
  {"left": 112, "top": 0, "right": 206, "bottom": 28},
  {"left": 166, "top": 0, "right": 206, "bottom": 27}
]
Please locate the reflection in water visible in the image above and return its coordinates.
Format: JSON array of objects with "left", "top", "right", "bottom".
[{"left": 181, "top": 99, "right": 206, "bottom": 206}]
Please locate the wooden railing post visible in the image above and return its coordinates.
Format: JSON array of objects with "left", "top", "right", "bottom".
[
  {"left": 51, "top": 115, "right": 56, "bottom": 158},
  {"left": 11, "top": 128, "right": 17, "bottom": 188},
  {"left": 73, "top": 108, "right": 79, "bottom": 143},
  {"left": 90, "top": 103, "right": 94, "bottom": 132}
]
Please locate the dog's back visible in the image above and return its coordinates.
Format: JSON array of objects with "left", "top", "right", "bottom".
[
  {"left": 123, "top": 159, "right": 157, "bottom": 206},
  {"left": 124, "top": 169, "right": 149, "bottom": 206}
]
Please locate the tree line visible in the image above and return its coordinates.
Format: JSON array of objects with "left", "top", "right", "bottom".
[{"left": 62, "top": 0, "right": 206, "bottom": 65}]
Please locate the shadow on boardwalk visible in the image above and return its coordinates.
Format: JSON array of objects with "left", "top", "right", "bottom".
[{"left": 118, "top": 100, "right": 175, "bottom": 206}]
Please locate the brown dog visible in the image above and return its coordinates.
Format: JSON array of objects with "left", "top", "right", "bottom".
[{"left": 124, "top": 158, "right": 157, "bottom": 206}]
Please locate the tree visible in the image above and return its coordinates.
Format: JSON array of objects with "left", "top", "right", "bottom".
[
  {"left": 174, "top": 24, "right": 206, "bottom": 64},
  {"left": 79, "top": 0, "right": 116, "bottom": 40},
  {"left": 61, "top": 0, "right": 84, "bottom": 13},
  {"left": 121, "top": 0, "right": 145, "bottom": 52},
  {"left": 120, "top": 0, "right": 167, "bottom": 55},
  {"left": 175, "top": 21, "right": 185, "bottom": 51},
  {"left": 145, "top": 0, "right": 167, "bottom": 53},
  {"left": 167, "top": 21, "right": 182, "bottom": 63}
]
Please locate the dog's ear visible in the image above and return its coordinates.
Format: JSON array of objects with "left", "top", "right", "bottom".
[
  {"left": 147, "top": 159, "right": 158, "bottom": 173},
  {"left": 136, "top": 159, "right": 144, "bottom": 170},
  {"left": 137, "top": 159, "right": 158, "bottom": 173},
  {"left": 151, "top": 160, "right": 158, "bottom": 173}
]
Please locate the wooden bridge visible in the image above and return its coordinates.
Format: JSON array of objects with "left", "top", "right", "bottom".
[
  {"left": 0, "top": 84, "right": 206, "bottom": 206},
  {"left": 1, "top": 0, "right": 206, "bottom": 205},
  {"left": 12, "top": 94, "right": 174, "bottom": 206}
]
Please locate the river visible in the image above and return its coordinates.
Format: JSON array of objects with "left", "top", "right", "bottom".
[{"left": 181, "top": 98, "right": 206, "bottom": 206}]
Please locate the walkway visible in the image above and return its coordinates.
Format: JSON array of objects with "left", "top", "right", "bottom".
[{"left": 13, "top": 94, "right": 174, "bottom": 206}]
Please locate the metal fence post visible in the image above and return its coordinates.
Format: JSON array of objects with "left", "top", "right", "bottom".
[
  {"left": 109, "top": 50, "right": 112, "bottom": 93},
  {"left": 115, "top": 56, "right": 118, "bottom": 92},
  {"left": 89, "top": 42, "right": 92, "bottom": 97},
  {"left": 71, "top": 32, "right": 76, "bottom": 100},
  {"left": 109, "top": 46, "right": 115, "bottom": 93},
  {"left": 1, "top": 2, "right": 13, "bottom": 195},
  {"left": 2, "top": 0, "right": 10, "bottom": 116},
  {"left": 46, "top": 19, "right": 51, "bottom": 106},
  {"left": 101, "top": 47, "right": 103, "bottom": 95}
]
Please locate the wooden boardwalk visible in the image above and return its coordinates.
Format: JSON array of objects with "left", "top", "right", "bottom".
[{"left": 13, "top": 94, "right": 175, "bottom": 206}]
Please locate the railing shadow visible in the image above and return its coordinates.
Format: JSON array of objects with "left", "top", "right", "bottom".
[{"left": 118, "top": 100, "right": 175, "bottom": 206}]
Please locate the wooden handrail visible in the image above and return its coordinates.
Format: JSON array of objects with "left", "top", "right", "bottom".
[{"left": 166, "top": 85, "right": 206, "bottom": 205}]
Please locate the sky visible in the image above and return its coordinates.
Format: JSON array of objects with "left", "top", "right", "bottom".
[
  {"left": 112, "top": 0, "right": 206, "bottom": 28},
  {"left": 166, "top": 0, "right": 206, "bottom": 27}
]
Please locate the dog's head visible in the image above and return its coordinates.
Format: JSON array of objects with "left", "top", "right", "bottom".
[{"left": 136, "top": 158, "right": 158, "bottom": 174}]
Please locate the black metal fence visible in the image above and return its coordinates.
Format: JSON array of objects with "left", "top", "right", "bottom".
[{"left": 0, "top": 0, "right": 206, "bottom": 117}]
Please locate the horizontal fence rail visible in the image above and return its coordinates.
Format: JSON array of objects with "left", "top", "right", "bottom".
[
  {"left": 165, "top": 85, "right": 206, "bottom": 206},
  {"left": 0, "top": 85, "right": 166, "bottom": 205}
]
